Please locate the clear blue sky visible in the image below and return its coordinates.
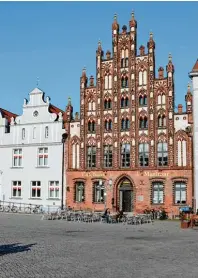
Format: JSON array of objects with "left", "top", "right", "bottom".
[{"left": 0, "top": 1, "right": 197, "bottom": 115}]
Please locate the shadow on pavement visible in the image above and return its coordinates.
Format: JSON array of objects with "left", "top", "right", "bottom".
[{"left": 0, "top": 243, "right": 36, "bottom": 256}]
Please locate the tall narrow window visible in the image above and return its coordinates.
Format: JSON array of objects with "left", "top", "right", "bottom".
[
  {"left": 75, "top": 182, "right": 85, "bottom": 202},
  {"left": 87, "top": 146, "right": 96, "bottom": 168},
  {"left": 121, "top": 118, "right": 130, "bottom": 130},
  {"left": 157, "top": 142, "right": 168, "bottom": 166},
  {"left": 174, "top": 182, "right": 186, "bottom": 204},
  {"left": 143, "top": 70, "right": 147, "bottom": 85},
  {"left": 93, "top": 181, "right": 104, "bottom": 203},
  {"left": 45, "top": 126, "right": 49, "bottom": 138},
  {"left": 139, "top": 71, "right": 143, "bottom": 86},
  {"left": 121, "top": 143, "right": 130, "bottom": 167},
  {"left": 31, "top": 181, "right": 41, "bottom": 198},
  {"left": 38, "top": 147, "right": 48, "bottom": 167},
  {"left": 49, "top": 181, "right": 60, "bottom": 198},
  {"left": 12, "top": 181, "right": 22, "bottom": 197},
  {"left": 22, "top": 128, "right": 25, "bottom": 139},
  {"left": 121, "top": 77, "right": 128, "bottom": 88},
  {"left": 152, "top": 182, "right": 164, "bottom": 204},
  {"left": 13, "top": 149, "right": 22, "bottom": 167},
  {"left": 104, "top": 120, "right": 112, "bottom": 131},
  {"left": 139, "top": 117, "right": 148, "bottom": 129},
  {"left": 88, "top": 120, "right": 95, "bottom": 133},
  {"left": 104, "top": 99, "right": 112, "bottom": 109},
  {"left": 139, "top": 143, "right": 149, "bottom": 166},
  {"left": 104, "top": 145, "right": 113, "bottom": 167}
]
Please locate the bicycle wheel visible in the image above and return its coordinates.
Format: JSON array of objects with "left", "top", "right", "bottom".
[
  {"left": 0, "top": 206, "right": 4, "bottom": 212},
  {"left": 4, "top": 206, "right": 10, "bottom": 212},
  {"left": 24, "top": 207, "right": 31, "bottom": 214},
  {"left": 12, "top": 206, "right": 18, "bottom": 213}
]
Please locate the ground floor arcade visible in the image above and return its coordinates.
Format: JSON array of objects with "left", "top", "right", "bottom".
[{"left": 66, "top": 169, "right": 193, "bottom": 217}]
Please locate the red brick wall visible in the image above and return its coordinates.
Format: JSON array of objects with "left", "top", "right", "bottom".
[{"left": 66, "top": 169, "right": 192, "bottom": 216}]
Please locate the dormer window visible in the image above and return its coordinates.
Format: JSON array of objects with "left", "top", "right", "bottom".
[{"left": 22, "top": 128, "right": 25, "bottom": 140}]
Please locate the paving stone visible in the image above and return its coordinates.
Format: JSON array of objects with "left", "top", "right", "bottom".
[{"left": 0, "top": 213, "right": 198, "bottom": 278}]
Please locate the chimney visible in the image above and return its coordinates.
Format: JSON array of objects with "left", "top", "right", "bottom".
[
  {"left": 89, "top": 76, "right": 94, "bottom": 87},
  {"left": 158, "top": 67, "right": 164, "bottom": 79},
  {"left": 178, "top": 104, "right": 183, "bottom": 114}
]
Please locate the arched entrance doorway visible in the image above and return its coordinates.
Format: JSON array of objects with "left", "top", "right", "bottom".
[{"left": 118, "top": 178, "right": 133, "bottom": 212}]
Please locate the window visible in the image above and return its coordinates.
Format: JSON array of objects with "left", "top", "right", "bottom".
[
  {"left": 158, "top": 115, "right": 166, "bottom": 127},
  {"left": 139, "top": 117, "right": 148, "bottom": 129},
  {"left": 104, "top": 120, "right": 112, "bottom": 131},
  {"left": 93, "top": 181, "right": 104, "bottom": 203},
  {"left": 31, "top": 181, "right": 41, "bottom": 198},
  {"left": 139, "top": 95, "right": 147, "bottom": 106},
  {"left": 121, "top": 77, "right": 128, "bottom": 88},
  {"left": 87, "top": 146, "right": 96, "bottom": 168},
  {"left": 158, "top": 94, "right": 166, "bottom": 105},
  {"left": 22, "top": 128, "right": 25, "bottom": 139},
  {"left": 152, "top": 182, "right": 164, "bottom": 204},
  {"left": 5, "top": 122, "right": 10, "bottom": 133},
  {"left": 121, "top": 97, "right": 129, "bottom": 108},
  {"left": 104, "top": 98, "right": 112, "bottom": 110},
  {"left": 121, "top": 118, "right": 130, "bottom": 130},
  {"left": 157, "top": 142, "right": 168, "bottom": 166},
  {"left": 49, "top": 181, "right": 59, "bottom": 198},
  {"left": 104, "top": 145, "right": 113, "bottom": 167},
  {"left": 121, "top": 143, "right": 130, "bottom": 167},
  {"left": 104, "top": 75, "right": 112, "bottom": 89},
  {"left": 139, "top": 143, "right": 149, "bottom": 166},
  {"left": 12, "top": 181, "right": 21, "bottom": 197},
  {"left": 38, "top": 147, "right": 48, "bottom": 167},
  {"left": 13, "top": 149, "right": 22, "bottom": 167},
  {"left": 88, "top": 120, "right": 95, "bottom": 133},
  {"left": 45, "top": 126, "right": 49, "bottom": 138},
  {"left": 121, "top": 58, "right": 129, "bottom": 68},
  {"left": 75, "top": 182, "right": 85, "bottom": 202},
  {"left": 177, "top": 140, "right": 187, "bottom": 167},
  {"left": 174, "top": 182, "right": 186, "bottom": 204}
]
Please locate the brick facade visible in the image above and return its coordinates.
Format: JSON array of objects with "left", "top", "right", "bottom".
[{"left": 64, "top": 13, "right": 193, "bottom": 216}]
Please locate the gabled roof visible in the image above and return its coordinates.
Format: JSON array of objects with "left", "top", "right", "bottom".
[
  {"left": 49, "top": 104, "right": 64, "bottom": 115},
  {"left": 0, "top": 108, "right": 18, "bottom": 123},
  {"left": 29, "top": 87, "right": 43, "bottom": 94},
  {"left": 192, "top": 59, "right": 198, "bottom": 72}
]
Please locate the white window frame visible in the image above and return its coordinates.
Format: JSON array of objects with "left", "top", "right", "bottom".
[
  {"left": 38, "top": 147, "right": 48, "bottom": 167},
  {"left": 12, "top": 181, "right": 22, "bottom": 198},
  {"left": 49, "top": 181, "right": 60, "bottom": 199},
  {"left": 174, "top": 182, "right": 186, "bottom": 204},
  {"left": 13, "top": 149, "right": 23, "bottom": 167},
  {"left": 31, "top": 181, "right": 41, "bottom": 198}
]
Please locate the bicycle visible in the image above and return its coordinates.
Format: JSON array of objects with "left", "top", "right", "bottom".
[{"left": 4, "top": 204, "right": 18, "bottom": 213}]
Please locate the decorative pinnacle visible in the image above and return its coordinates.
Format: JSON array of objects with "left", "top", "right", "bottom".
[
  {"left": 168, "top": 53, "right": 172, "bottom": 62},
  {"left": 114, "top": 13, "right": 117, "bottom": 21},
  {"left": 149, "top": 31, "right": 153, "bottom": 39},
  {"left": 68, "top": 97, "right": 71, "bottom": 105},
  {"left": 98, "top": 39, "right": 101, "bottom": 47},
  {"left": 131, "top": 11, "right": 135, "bottom": 19},
  {"left": 36, "top": 77, "right": 39, "bottom": 87},
  {"left": 188, "top": 82, "right": 191, "bottom": 91}
]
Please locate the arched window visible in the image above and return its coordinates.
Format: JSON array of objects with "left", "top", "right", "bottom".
[
  {"left": 158, "top": 116, "right": 162, "bottom": 127},
  {"left": 139, "top": 96, "right": 143, "bottom": 106},
  {"left": 139, "top": 116, "right": 148, "bottom": 129},
  {"left": 177, "top": 140, "right": 187, "bottom": 167},
  {"left": 88, "top": 120, "right": 95, "bottom": 132},
  {"left": 157, "top": 142, "right": 168, "bottom": 166},
  {"left": 104, "top": 120, "right": 112, "bottom": 131},
  {"left": 45, "top": 126, "right": 49, "bottom": 138},
  {"left": 158, "top": 115, "right": 166, "bottom": 127},
  {"left": 104, "top": 98, "right": 112, "bottom": 109},
  {"left": 143, "top": 70, "right": 147, "bottom": 85},
  {"left": 72, "top": 143, "right": 80, "bottom": 169},
  {"left": 121, "top": 77, "right": 128, "bottom": 88},
  {"left": 162, "top": 94, "right": 166, "bottom": 104},
  {"left": 121, "top": 97, "right": 129, "bottom": 108},
  {"left": 158, "top": 94, "right": 162, "bottom": 105},
  {"left": 121, "top": 49, "right": 129, "bottom": 68},
  {"left": 121, "top": 118, "right": 130, "bottom": 130}
]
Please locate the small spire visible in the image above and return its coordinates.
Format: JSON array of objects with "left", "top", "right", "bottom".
[
  {"left": 188, "top": 83, "right": 191, "bottom": 91},
  {"left": 98, "top": 39, "right": 101, "bottom": 47},
  {"left": 149, "top": 31, "right": 153, "bottom": 39},
  {"left": 114, "top": 13, "right": 117, "bottom": 21},
  {"left": 68, "top": 97, "right": 71, "bottom": 105},
  {"left": 131, "top": 11, "right": 135, "bottom": 19},
  {"left": 168, "top": 53, "right": 172, "bottom": 62}
]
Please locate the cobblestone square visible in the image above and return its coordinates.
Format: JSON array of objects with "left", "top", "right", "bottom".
[{"left": 0, "top": 213, "right": 198, "bottom": 278}]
